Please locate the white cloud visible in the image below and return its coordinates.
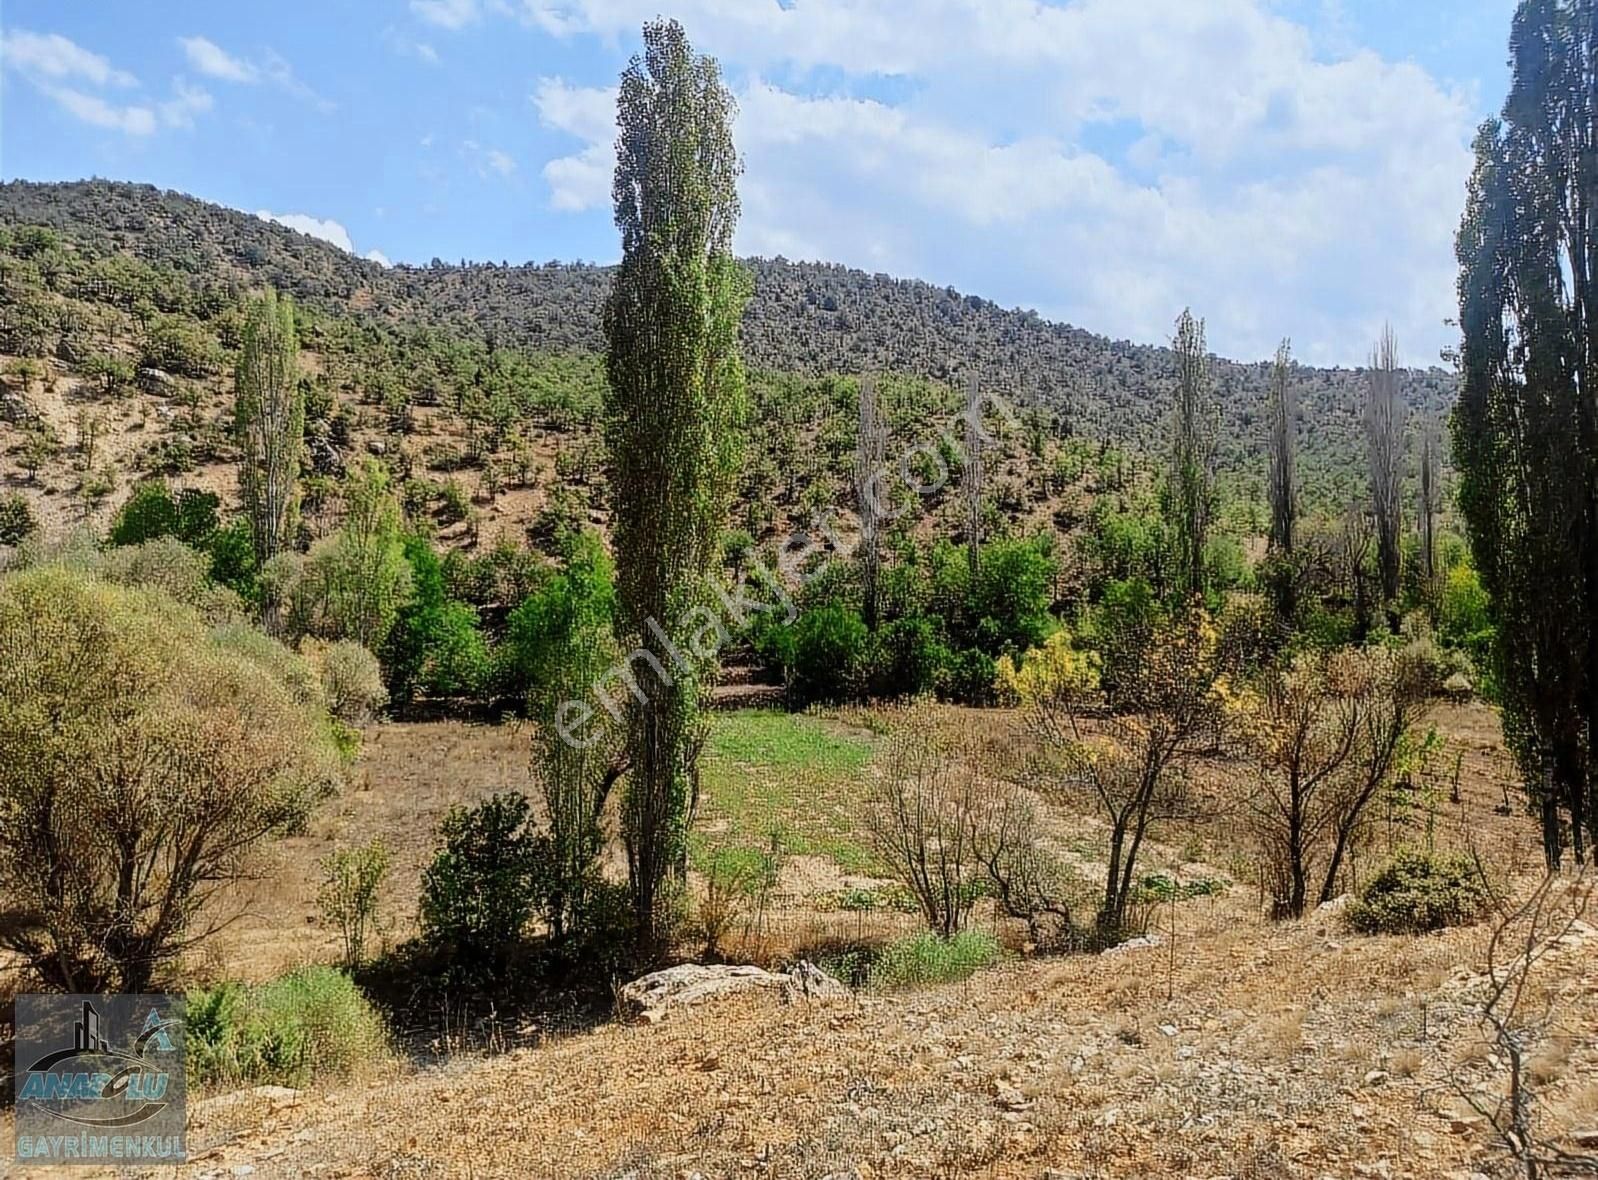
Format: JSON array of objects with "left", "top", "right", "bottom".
[
  {"left": 45, "top": 87, "right": 157, "bottom": 136},
  {"left": 462, "top": 140, "right": 517, "bottom": 179},
  {"left": 178, "top": 35, "right": 258, "bottom": 83},
  {"left": 0, "top": 29, "right": 136, "bottom": 86},
  {"left": 160, "top": 78, "right": 213, "bottom": 128},
  {"left": 256, "top": 210, "right": 395, "bottom": 267},
  {"left": 257, "top": 210, "right": 356, "bottom": 253},
  {"left": 411, "top": 0, "right": 479, "bottom": 29},
  {"left": 527, "top": 0, "right": 1474, "bottom": 364}
]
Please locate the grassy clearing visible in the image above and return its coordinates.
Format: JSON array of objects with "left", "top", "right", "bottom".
[
  {"left": 695, "top": 709, "right": 878, "bottom": 874},
  {"left": 814, "top": 930, "right": 1002, "bottom": 991},
  {"left": 186, "top": 966, "right": 390, "bottom": 1090}
]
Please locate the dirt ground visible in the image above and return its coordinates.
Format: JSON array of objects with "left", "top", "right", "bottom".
[{"left": 6, "top": 701, "right": 1596, "bottom": 1180}]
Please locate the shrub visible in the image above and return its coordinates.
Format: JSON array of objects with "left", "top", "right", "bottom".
[
  {"left": 939, "top": 646, "right": 997, "bottom": 705},
  {"left": 1346, "top": 850, "right": 1492, "bottom": 935},
  {"left": 305, "top": 638, "right": 389, "bottom": 723},
  {"left": 108, "top": 481, "right": 220, "bottom": 548},
  {"left": 98, "top": 536, "right": 244, "bottom": 624},
  {"left": 186, "top": 967, "right": 389, "bottom": 1089},
  {"left": 0, "top": 492, "right": 38, "bottom": 548},
  {"left": 419, "top": 792, "right": 546, "bottom": 973},
  {"left": 789, "top": 604, "right": 870, "bottom": 703},
  {"left": 866, "top": 930, "right": 1000, "bottom": 991},
  {"left": 867, "top": 615, "right": 947, "bottom": 699},
  {"left": 0, "top": 568, "right": 339, "bottom": 991},
  {"left": 318, "top": 840, "right": 390, "bottom": 969}
]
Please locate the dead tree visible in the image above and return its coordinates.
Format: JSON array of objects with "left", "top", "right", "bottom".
[{"left": 1454, "top": 869, "right": 1596, "bottom": 1178}]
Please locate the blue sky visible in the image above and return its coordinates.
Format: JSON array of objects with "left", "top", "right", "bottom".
[{"left": 0, "top": 1, "right": 1518, "bottom": 366}]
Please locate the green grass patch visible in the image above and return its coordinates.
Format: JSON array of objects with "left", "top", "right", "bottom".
[
  {"left": 862, "top": 930, "right": 1001, "bottom": 991},
  {"left": 186, "top": 966, "right": 389, "bottom": 1089},
  {"left": 696, "top": 709, "right": 878, "bottom": 874}
]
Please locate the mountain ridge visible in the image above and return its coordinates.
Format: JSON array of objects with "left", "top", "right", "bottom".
[{"left": 0, "top": 177, "right": 1457, "bottom": 499}]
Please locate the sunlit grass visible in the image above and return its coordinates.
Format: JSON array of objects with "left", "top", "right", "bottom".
[{"left": 695, "top": 709, "right": 879, "bottom": 874}]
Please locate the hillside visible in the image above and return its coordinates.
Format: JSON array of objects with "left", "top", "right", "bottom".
[{"left": 0, "top": 179, "right": 1457, "bottom": 503}]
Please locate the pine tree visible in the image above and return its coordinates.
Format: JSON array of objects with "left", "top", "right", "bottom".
[
  {"left": 1455, "top": 0, "right": 1597, "bottom": 866},
  {"left": 235, "top": 289, "right": 303, "bottom": 568},
  {"left": 1166, "top": 309, "right": 1215, "bottom": 602},
  {"left": 603, "top": 19, "right": 750, "bottom": 944},
  {"left": 1365, "top": 326, "right": 1405, "bottom": 617}
]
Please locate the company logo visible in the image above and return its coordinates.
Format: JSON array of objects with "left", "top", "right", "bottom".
[{"left": 13, "top": 994, "right": 187, "bottom": 1165}]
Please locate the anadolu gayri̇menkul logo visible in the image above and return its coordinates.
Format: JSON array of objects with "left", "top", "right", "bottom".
[{"left": 12, "top": 993, "right": 187, "bottom": 1165}]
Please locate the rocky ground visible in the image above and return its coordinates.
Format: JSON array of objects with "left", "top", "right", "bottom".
[{"left": 9, "top": 875, "right": 1595, "bottom": 1180}]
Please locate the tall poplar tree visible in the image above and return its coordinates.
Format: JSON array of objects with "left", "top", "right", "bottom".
[
  {"left": 235, "top": 289, "right": 303, "bottom": 569},
  {"left": 1455, "top": 0, "right": 1597, "bottom": 866},
  {"left": 1265, "top": 339, "right": 1299, "bottom": 620},
  {"left": 603, "top": 19, "right": 750, "bottom": 944},
  {"left": 1166, "top": 309, "right": 1215, "bottom": 602},
  {"left": 1365, "top": 326, "right": 1405, "bottom": 615}
]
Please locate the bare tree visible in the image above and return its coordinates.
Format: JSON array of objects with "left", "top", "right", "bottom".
[
  {"left": 1244, "top": 646, "right": 1428, "bottom": 917},
  {"left": 864, "top": 703, "right": 985, "bottom": 938},
  {"left": 1017, "top": 613, "right": 1223, "bottom": 937},
  {"left": 1453, "top": 869, "right": 1596, "bottom": 1178},
  {"left": 1365, "top": 325, "right": 1405, "bottom": 616},
  {"left": 855, "top": 374, "right": 888, "bottom": 627}
]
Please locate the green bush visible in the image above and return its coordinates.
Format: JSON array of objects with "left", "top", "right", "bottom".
[
  {"left": 419, "top": 792, "right": 546, "bottom": 972},
  {"left": 864, "top": 930, "right": 1000, "bottom": 991},
  {"left": 1346, "top": 850, "right": 1492, "bottom": 935},
  {"left": 186, "top": 967, "right": 389, "bottom": 1089},
  {"left": 787, "top": 604, "right": 871, "bottom": 704},
  {"left": 318, "top": 840, "right": 390, "bottom": 969},
  {"left": 867, "top": 615, "right": 947, "bottom": 699},
  {"left": 939, "top": 646, "right": 997, "bottom": 705},
  {"left": 0, "top": 492, "right": 37, "bottom": 547},
  {"left": 108, "top": 481, "right": 220, "bottom": 548}
]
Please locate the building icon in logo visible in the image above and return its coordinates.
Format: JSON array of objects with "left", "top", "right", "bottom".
[{"left": 73, "top": 1000, "right": 111, "bottom": 1054}]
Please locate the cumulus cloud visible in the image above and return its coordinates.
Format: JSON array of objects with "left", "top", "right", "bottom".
[
  {"left": 178, "top": 35, "right": 258, "bottom": 83},
  {"left": 0, "top": 29, "right": 136, "bottom": 86},
  {"left": 411, "top": 0, "right": 479, "bottom": 30},
  {"left": 526, "top": 0, "right": 1474, "bottom": 363},
  {"left": 256, "top": 210, "right": 357, "bottom": 253},
  {"left": 256, "top": 210, "right": 395, "bottom": 267}
]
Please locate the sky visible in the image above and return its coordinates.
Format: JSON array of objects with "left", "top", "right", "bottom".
[{"left": 0, "top": 1, "right": 1519, "bottom": 367}]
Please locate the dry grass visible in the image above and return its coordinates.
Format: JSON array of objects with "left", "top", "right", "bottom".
[{"left": 5, "top": 700, "right": 1588, "bottom": 1180}]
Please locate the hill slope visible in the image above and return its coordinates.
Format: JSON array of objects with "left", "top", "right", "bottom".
[{"left": 0, "top": 178, "right": 1456, "bottom": 495}]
